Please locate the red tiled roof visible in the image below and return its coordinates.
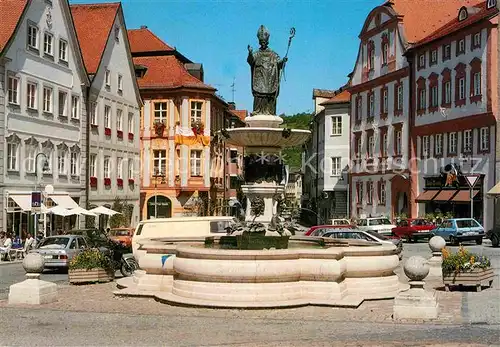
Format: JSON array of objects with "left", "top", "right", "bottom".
[
  {"left": 413, "top": 2, "right": 498, "bottom": 48},
  {"left": 71, "top": 3, "right": 120, "bottom": 74},
  {"left": 389, "top": 0, "right": 483, "bottom": 43},
  {"left": 133, "top": 55, "right": 214, "bottom": 90},
  {"left": 231, "top": 110, "right": 248, "bottom": 121},
  {"left": 321, "top": 90, "right": 351, "bottom": 105},
  {"left": 0, "top": 0, "right": 28, "bottom": 53},
  {"left": 128, "top": 28, "right": 174, "bottom": 54}
]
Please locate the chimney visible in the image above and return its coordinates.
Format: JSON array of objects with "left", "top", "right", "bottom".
[
  {"left": 140, "top": 25, "right": 148, "bottom": 29},
  {"left": 228, "top": 102, "right": 236, "bottom": 110}
]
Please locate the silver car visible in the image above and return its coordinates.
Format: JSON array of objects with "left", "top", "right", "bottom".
[{"left": 31, "top": 235, "right": 88, "bottom": 269}]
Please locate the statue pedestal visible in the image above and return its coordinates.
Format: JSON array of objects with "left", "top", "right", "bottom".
[
  {"left": 244, "top": 114, "right": 283, "bottom": 128},
  {"left": 393, "top": 281, "right": 438, "bottom": 320},
  {"left": 242, "top": 182, "right": 284, "bottom": 226},
  {"left": 9, "top": 274, "right": 58, "bottom": 305}
]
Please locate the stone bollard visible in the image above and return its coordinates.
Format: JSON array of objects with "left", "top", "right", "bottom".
[
  {"left": 8, "top": 253, "right": 57, "bottom": 305},
  {"left": 393, "top": 256, "right": 438, "bottom": 320},
  {"left": 427, "top": 236, "right": 446, "bottom": 278}
]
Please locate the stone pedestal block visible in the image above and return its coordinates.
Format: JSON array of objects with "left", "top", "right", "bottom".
[
  {"left": 427, "top": 236, "right": 446, "bottom": 279},
  {"left": 8, "top": 274, "right": 57, "bottom": 305},
  {"left": 393, "top": 281, "right": 438, "bottom": 319}
]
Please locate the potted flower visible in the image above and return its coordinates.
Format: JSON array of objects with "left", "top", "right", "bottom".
[
  {"left": 442, "top": 246, "right": 494, "bottom": 292},
  {"left": 128, "top": 178, "right": 134, "bottom": 185},
  {"left": 191, "top": 120, "right": 204, "bottom": 135},
  {"left": 117, "top": 130, "right": 123, "bottom": 139},
  {"left": 104, "top": 177, "right": 111, "bottom": 186},
  {"left": 104, "top": 127, "right": 112, "bottom": 136},
  {"left": 128, "top": 132, "right": 134, "bottom": 141},
  {"left": 90, "top": 176, "right": 98, "bottom": 187},
  {"left": 154, "top": 121, "right": 166, "bottom": 136},
  {"left": 117, "top": 178, "right": 123, "bottom": 187},
  {"left": 68, "top": 248, "right": 114, "bottom": 284}
]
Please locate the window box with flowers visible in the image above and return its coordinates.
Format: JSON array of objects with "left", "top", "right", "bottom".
[
  {"left": 442, "top": 246, "right": 494, "bottom": 292},
  {"left": 117, "top": 130, "right": 123, "bottom": 139},
  {"left": 90, "top": 176, "right": 98, "bottom": 188},
  {"left": 104, "top": 177, "right": 111, "bottom": 187},
  {"left": 191, "top": 120, "right": 204, "bottom": 135},
  {"left": 104, "top": 127, "right": 111, "bottom": 137},
  {"left": 128, "top": 178, "right": 134, "bottom": 185},
  {"left": 154, "top": 121, "right": 166, "bottom": 137},
  {"left": 117, "top": 178, "right": 123, "bottom": 187},
  {"left": 128, "top": 132, "right": 134, "bottom": 141}
]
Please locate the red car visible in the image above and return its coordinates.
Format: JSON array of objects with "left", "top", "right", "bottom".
[
  {"left": 305, "top": 224, "right": 354, "bottom": 237},
  {"left": 391, "top": 219, "right": 435, "bottom": 242}
]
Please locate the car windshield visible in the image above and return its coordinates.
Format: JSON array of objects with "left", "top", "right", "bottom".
[
  {"left": 38, "top": 237, "right": 70, "bottom": 248},
  {"left": 369, "top": 218, "right": 391, "bottom": 226},
  {"left": 456, "top": 220, "right": 480, "bottom": 228},
  {"left": 365, "top": 230, "right": 390, "bottom": 240},
  {"left": 111, "top": 230, "right": 129, "bottom": 236}
]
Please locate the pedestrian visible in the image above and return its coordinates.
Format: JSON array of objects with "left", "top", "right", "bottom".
[
  {"left": 0, "top": 231, "right": 5, "bottom": 247},
  {"left": 24, "top": 233, "right": 35, "bottom": 253},
  {"left": 0, "top": 233, "right": 13, "bottom": 261}
]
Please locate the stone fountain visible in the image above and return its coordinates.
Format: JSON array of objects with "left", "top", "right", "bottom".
[{"left": 115, "top": 26, "right": 407, "bottom": 308}]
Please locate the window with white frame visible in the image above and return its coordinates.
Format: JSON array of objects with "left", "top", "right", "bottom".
[
  {"left": 89, "top": 102, "right": 97, "bottom": 125},
  {"left": 128, "top": 113, "right": 134, "bottom": 133},
  {"left": 59, "top": 39, "right": 68, "bottom": 62},
  {"left": 331, "top": 116, "right": 342, "bottom": 135},
  {"left": 396, "top": 130, "right": 402, "bottom": 155},
  {"left": 43, "top": 32, "right": 53, "bottom": 56},
  {"left": 118, "top": 75, "right": 123, "bottom": 91},
  {"left": 190, "top": 150, "right": 202, "bottom": 176},
  {"left": 382, "top": 88, "right": 388, "bottom": 113},
  {"left": 368, "top": 93, "right": 374, "bottom": 117},
  {"left": 331, "top": 157, "right": 341, "bottom": 176},
  {"left": 7, "top": 142, "right": 18, "bottom": 171},
  {"left": 449, "top": 132, "right": 457, "bottom": 153},
  {"left": 154, "top": 102, "right": 167, "bottom": 123},
  {"left": 444, "top": 81, "right": 451, "bottom": 104},
  {"left": 70, "top": 151, "right": 78, "bottom": 176},
  {"left": 419, "top": 89, "right": 426, "bottom": 110},
  {"left": 397, "top": 85, "right": 403, "bottom": 110},
  {"left": 430, "top": 86, "right": 438, "bottom": 107},
  {"left": 43, "top": 87, "right": 53, "bottom": 113},
  {"left": 382, "top": 132, "right": 388, "bottom": 155},
  {"left": 422, "top": 135, "right": 430, "bottom": 157},
  {"left": 458, "top": 77, "right": 466, "bottom": 100},
  {"left": 418, "top": 54, "right": 425, "bottom": 68},
  {"left": 128, "top": 159, "right": 134, "bottom": 179},
  {"left": 116, "top": 109, "right": 123, "bottom": 131},
  {"left": 104, "top": 156, "right": 110, "bottom": 178},
  {"left": 367, "top": 135, "right": 375, "bottom": 158},
  {"left": 153, "top": 150, "right": 167, "bottom": 175},
  {"left": 71, "top": 95, "right": 79, "bottom": 119},
  {"left": 480, "top": 127, "right": 489, "bottom": 151},
  {"left": 27, "top": 82, "right": 37, "bottom": 109},
  {"left": 379, "top": 181, "right": 386, "bottom": 204},
  {"left": 458, "top": 39, "right": 465, "bottom": 53},
  {"left": 105, "top": 69, "right": 111, "bottom": 87},
  {"left": 435, "top": 134, "right": 443, "bottom": 155},
  {"left": 190, "top": 101, "right": 203, "bottom": 124},
  {"left": 368, "top": 47, "right": 375, "bottom": 70},
  {"left": 104, "top": 105, "right": 111, "bottom": 128},
  {"left": 382, "top": 42, "right": 388, "bottom": 65},
  {"left": 431, "top": 49, "right": 438, "bottom": 64},
  {"left": 463, "top": 130, "right": 472, "bottom": 153},
  {"left": 43, "top": 148, "right": 53, "bottom": 173},
  {"left": 90, "top": 154, "right": 97, "bottom": 177},
  {"left": 443, "top": 44, "right": 451, "bottom": 60},
  {"left": 487, "top": 0, "right": 496, "bottom": 9},
  {"left": 356, "top": 137, "right": 362, "bottom": 158},
  {"left": 117, "top": 157, "right": 123, "bottom": 178},
  {"left": 356, "top": 182, "right": 364, "bottom": 204},
  {"left": 356, "top": 97, "right": 362, "bottom": 120},
  {"left": 367, "top": 181, "right": 373, "bottom": 204},
  {"left": 473, "top": 33, "right": 481, "bottom": 47},
  {"left": 8, "top": 76, "right": 19, "bottom": 105},
  {"left": 58, "top": 91, "right": 67, "bottom": 117},
  {"left": 27, "top": 24, "right": 38, "bottom": 49},
  {"left": 58, "top": 149, "right": 66, "bottom": 175},
  {"left": 25, "top": 145, "right": 36, "bottom": 173},
  {"left": 473, "top": 72, "right": 481, "bottom": 96}
]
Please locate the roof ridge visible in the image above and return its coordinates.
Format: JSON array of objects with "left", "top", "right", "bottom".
[{"left": 70, "top": 2, "right": 120, "bottom": 7}]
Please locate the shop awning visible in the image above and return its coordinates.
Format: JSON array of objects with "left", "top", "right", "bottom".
[
  {"left": 10, "top": 195, "right": 32, "bottom": 211},
  {"left": 487, "top": 182, "right": 500, "bottom": 196},
  {"left": 432, "top": 190, "right": 458, "bottom": 202},
  {"left": 452, "top": 190, "right": 479, "bottom": 202},
  {"left": 50, "top": 195, "right": 79, "bottom": 209},
  {"left": 415, "top": 190, "right": 439, "bottom": 202}
]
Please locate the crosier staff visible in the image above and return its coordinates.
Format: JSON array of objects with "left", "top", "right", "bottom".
[{"left": 276, "top": 27, "right": 295, "bottom": 99}]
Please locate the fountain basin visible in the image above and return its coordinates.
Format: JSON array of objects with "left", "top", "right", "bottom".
[
  {"left": 225, "top": 127, "right": 311, "bottom": 154},
  {"left": 116, "top": 236, "right": 408, "bottom": 308}
]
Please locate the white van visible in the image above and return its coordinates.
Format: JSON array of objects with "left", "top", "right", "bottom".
[{"left": 132, "top": 216, "right": 237, "bottom": 254}]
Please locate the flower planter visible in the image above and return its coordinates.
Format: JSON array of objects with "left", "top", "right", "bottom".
[
  {"left": 117, "top": 130, "right": 123, "bottom": 139},
  {"left": 104, "top": 177, "right": 111, "bottom": 187},
  {"left": 117, "top": 178, "right": 123, "bottom": 187},
  {"left": 68, "top": 268, "right": 114, "bottom": 284},
  {"left": 154, "top": 122, "right": 165, "bottom": 137},
  {"left": 236, "top": 233, "right": 289, "bottom": 250},
  {"left": 128, "top": 178, "right": 134, "bottom": 185},
  {"left": 90, "top": 176, "right": 98, "bottom": 187},
  {"left": 104, "top": 127, "right": 111, "bottom": 136},
  {"left": 443, "top": 268, "right": 495, "bottom": 292}
]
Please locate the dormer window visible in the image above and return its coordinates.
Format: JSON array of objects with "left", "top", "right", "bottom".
[
  {"left": 458, "top": 7, "right": 468, "bottom": 21},
  {"left": 134, "top": 64, "right": 148, "bottom": 78},
  {"left": 487, "top": 0, "right": 496, "bottom": 9}
]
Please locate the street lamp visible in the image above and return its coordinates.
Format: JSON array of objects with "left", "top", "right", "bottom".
[
  {"left": 34, "top": 153, "right": 49, "bottom": 238},
  {"left": 152, "top": 168, "right": 165, "bottom": 219}
]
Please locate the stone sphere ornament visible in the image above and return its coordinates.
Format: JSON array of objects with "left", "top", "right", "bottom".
[
  {"left": 404, "top": 256, "right": 430, "bottom": 281},
  {"left": 22, "top": 253, "right": 45, "bottom": 274},
  {"left": 429, "top": 236, "right": 446, "bottom": 253}
]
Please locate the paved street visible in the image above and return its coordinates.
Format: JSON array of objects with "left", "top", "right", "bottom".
[{"left": 0, "top": 241, "right": 499, "bottom": 346}]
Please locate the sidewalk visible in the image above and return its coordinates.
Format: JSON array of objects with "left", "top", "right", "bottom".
[{"left": 0, "top": 260, "right": 22, "bottom": 266}]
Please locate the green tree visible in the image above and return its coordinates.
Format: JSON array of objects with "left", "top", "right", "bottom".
[{"left": 280, "top": 112, "right": 312, "bottom": 171}]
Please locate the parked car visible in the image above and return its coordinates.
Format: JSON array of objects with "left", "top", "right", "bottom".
[
  {"left": 322, "top": 229, "right": 403, "bottom": 259},
  {"left": 391, "top": 218, "right": 435, "bottom": 242},
  {"left": 486, "top": 228, "right": 500, "bottom": 247},
  {"left": 356, "top": 217, "right": 396, "bottom": 235},
  {"left": 30, "top": 235, "right": 87, "bottom": 269},
  {"left": 431, "top": 218, "right": 485, "bottom": 246},
  {"left": 109, "top": 228, "right": 133, "bottom": 248},
  {"left": 329, "top": 218, "right": 351, "bottom": 226},
  {"left": 304, "top": 225, "right": 355, "bottom": 237}
]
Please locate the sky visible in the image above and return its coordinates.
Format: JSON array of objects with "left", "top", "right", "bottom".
[{"left": 70, "top": 0, "right": 381, "bottom": 115}]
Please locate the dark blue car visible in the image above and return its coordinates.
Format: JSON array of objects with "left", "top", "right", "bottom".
[{"left": 431, "top": 218, "right": 484, "bottom": 246}]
